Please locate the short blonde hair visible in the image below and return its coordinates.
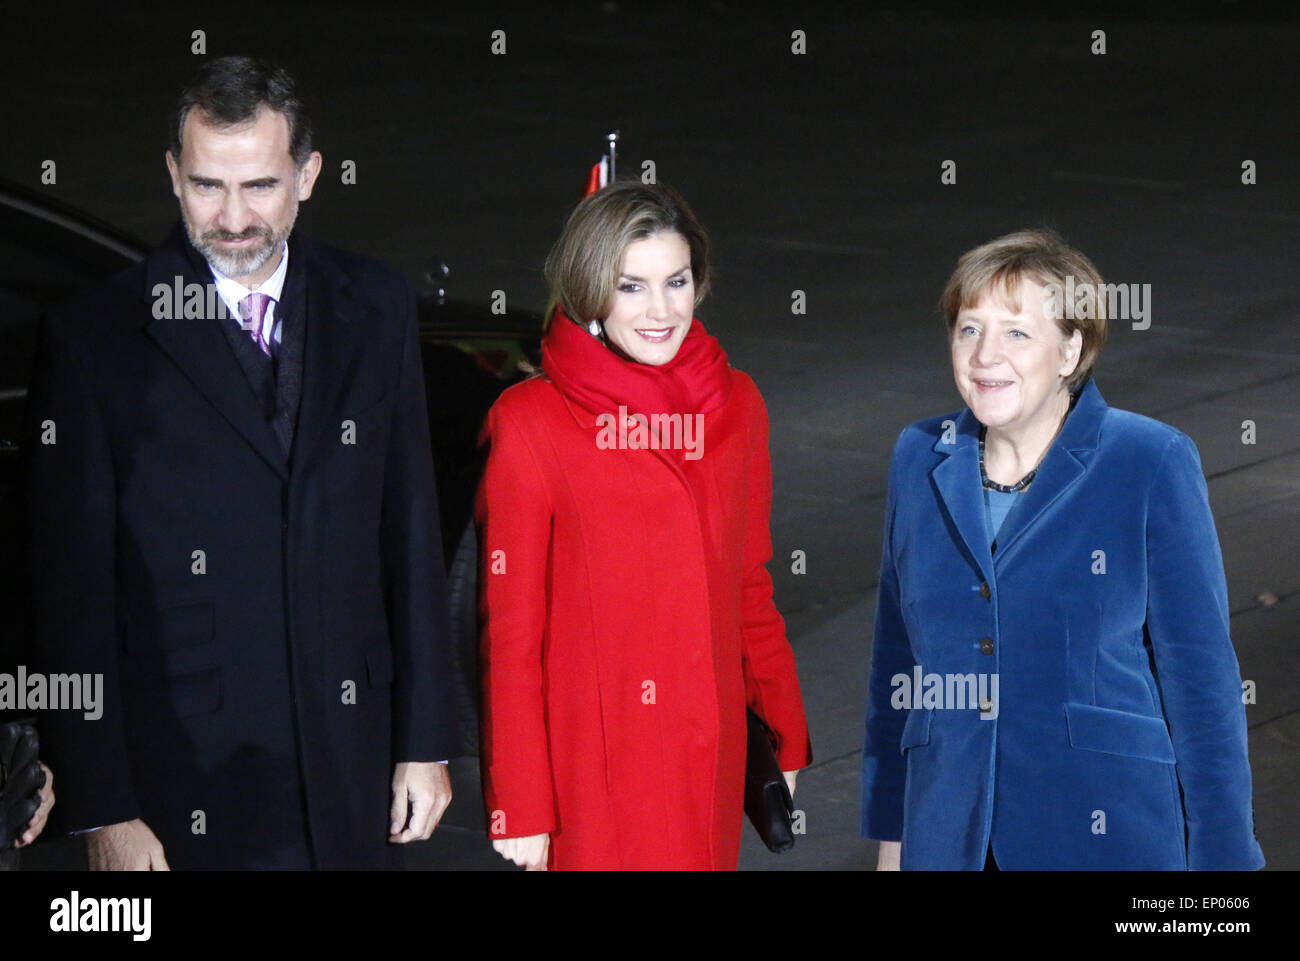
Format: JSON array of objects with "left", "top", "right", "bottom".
[
  {"left": 544, "top": 181, "right": 711, "bottom": 326},
  {"left": 939, "top": 229, "right": 1108, "bottom": 391}
]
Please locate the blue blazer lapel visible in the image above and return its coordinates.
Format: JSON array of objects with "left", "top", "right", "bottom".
[
  {"left": 929, "top": 380, "right": 1108, "bottom": 579},
  {"left": 929, "top": 407, "right": 995, "bottom": 586},
  {"left": 989, "top": 380, "right": 1106, "bottom": 569}
]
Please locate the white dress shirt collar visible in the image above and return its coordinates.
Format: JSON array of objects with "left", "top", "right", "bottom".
[{"left": 208, "top": 242, "right": 290, "bottom": 343}]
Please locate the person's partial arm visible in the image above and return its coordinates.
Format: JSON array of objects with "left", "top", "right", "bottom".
[
  {"left": 25, "top": 314, "right": 143, "bottom": 836},
  {"left": 378, "top": 273, "right": 455, "bottom": 840},
  {"left": 475, "top": 397, "right": 557, "bottom": 863},
  {"left": 861, "top": 428, "right": 917, "bottom": 851},
  {"left": 380, "top": 272, "right": 458, "bottom": 763},
  {"left": 1144, "top": 432, "right": 1263, "bottom": 870},
  {"left": 736, "top": 384, "right": 812, "bottom": 779}
]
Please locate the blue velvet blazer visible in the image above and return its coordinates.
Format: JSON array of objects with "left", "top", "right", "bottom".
[{"left": 860, "top": 379, "right": 1264, "bottom": 870}]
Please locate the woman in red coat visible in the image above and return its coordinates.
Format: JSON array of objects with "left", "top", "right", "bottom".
[{"left": 476, "top": 182, "right": 812, "bottom": 870}]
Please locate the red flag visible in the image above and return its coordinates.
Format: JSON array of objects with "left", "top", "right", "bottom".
[
  {"left": 583, "top": 157, "right": 608, "bottom": 197},
  {"left": 583, "top": 133, "right": 617, "bottom": 196}
]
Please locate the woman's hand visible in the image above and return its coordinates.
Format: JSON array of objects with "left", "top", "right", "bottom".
[
  {"left": 782, "top": 769, "right": 798, "bottom": 798},
  {"left": 876, "top": 840, "right": 901, "bottom": 871},
  {"left": 493, "top": 833, "right": 550, "bottom": 871},
  {"left": 14, "top": 762, "right": 54, "bottom": 848}
]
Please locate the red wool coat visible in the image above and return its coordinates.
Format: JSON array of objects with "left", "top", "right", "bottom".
[{"left": 475, "top": 369, "right": 812, "bottom": 869}]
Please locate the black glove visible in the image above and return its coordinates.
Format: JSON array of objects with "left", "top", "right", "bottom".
[{"left": 0, "top": 722, "right": 46, "bottom": 848}]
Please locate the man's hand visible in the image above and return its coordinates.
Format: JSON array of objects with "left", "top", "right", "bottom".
[
  {"left": 389, "top": 762, "right": 452, "bottom": 843},
  {"left": 87, "top": 819, "right": 169, "bottom": 871},
  {"left": 876, "top": 839, "right": 901, "bottom": 871},
  {"left": 14, "top": 763, "right": 54, "bottom": 848},
  {"left": 493, "top": 833, "right": 549, "bottom": 871}
]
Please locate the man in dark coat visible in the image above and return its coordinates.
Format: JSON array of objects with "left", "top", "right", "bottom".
[{"left": 25, "top": 56, "right": 456, "bottom": 869}]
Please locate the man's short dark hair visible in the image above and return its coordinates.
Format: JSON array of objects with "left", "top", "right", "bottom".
[{"left": 170, "top": 56, "right": 313, "bottom": 167}]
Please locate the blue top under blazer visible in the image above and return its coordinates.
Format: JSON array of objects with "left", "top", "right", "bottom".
[{"left": 861, "top": 378, "right": 1264, "bottom": 870}]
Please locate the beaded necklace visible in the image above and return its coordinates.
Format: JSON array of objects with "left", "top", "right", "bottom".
[{"left": 979, "top": 386, "right": 1082, "bottom": 493}]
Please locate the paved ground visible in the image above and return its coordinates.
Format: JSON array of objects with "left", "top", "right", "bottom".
[{"left": 5, "top": 1, "right": 1295, "bottom": 870}]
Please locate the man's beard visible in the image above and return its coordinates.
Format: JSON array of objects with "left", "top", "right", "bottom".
[{"left": 184, "top": 212, "right": 294, "bottom": 280}]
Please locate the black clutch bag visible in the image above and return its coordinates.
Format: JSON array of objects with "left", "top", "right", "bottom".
[
  {"left": 744, "top": 709, "right": 795, "bottom": 853},
  {"left": 0, "top": 721, "right": 45, "bottom": 850}
]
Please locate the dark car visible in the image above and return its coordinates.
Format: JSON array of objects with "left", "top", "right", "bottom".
[{"left": 0, "top": 180, "right": 539, "bottom": 766}]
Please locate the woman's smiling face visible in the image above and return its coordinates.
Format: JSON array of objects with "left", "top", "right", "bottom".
[
  {"left": 951, "top": 276, "right": 1081, "bottom": 434},
  {"left": 600, "top": 230, "right": 695, "bottom": 366}
]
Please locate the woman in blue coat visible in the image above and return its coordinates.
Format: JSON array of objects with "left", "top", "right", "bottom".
[{"left": 861, "top": 229, "right": 1264, "bottom": 870}]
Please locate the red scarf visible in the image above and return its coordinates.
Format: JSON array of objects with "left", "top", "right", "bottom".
[{"left": 542, "top": 306, "right": 733, "bottom": 419}]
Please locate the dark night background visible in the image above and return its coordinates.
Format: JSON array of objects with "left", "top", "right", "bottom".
[{"left": 2, "top": 0, "right": 1296, "bottom": 871}]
